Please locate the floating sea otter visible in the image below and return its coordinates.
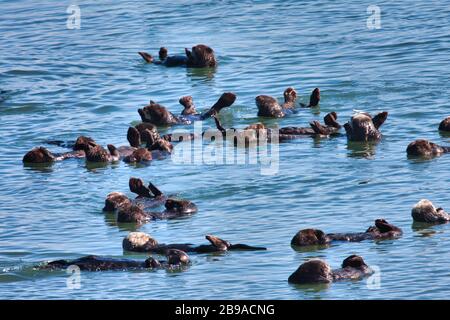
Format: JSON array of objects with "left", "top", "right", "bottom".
[
  {"left": 122, "top": 232, "right": 267, "bottom": 253},
  {"left": 104, "top": 177, "right": 197, "bottom": 223},
  {"left": 138, "top": 44, "right": 217, "bottom": 68},
  {"left": 138, "top": 92, "right": 236, "bottom": 126},
  {"left": 256, "top": 88, "right": 320, "bottom": 118},
  {"left": 406, "top": 139, "right": 450, "bottom": 159},
  {"left": 212, "top": 112, "right": 341, "bottom": 146},
  {"left": 288, "top": 255, "right": 373, "bottom": 284},
  {"left": 439, "top": 116, "right": 450, "bottom": 132},
  {"left": 291, "top": 219, "right": 402, "bottom": 247},
  {"left": 344, "top": 111, "right": 388, "bottom": 141},
  {"left": 411, "top": 199, "right": 450, "bottom": 223},
  {"left": 37, "top": 249, "right": 189, "bottom": 271}
]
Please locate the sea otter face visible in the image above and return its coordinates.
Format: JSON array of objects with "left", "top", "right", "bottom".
[
  {"left": 341, "top": 255, "right": 367, "bottom": 269},
  {"left": 166, "top": 249, "right": 190, "bottom": 265},
  {"left": 123, "top": 232, "right": 158, "bottom": 251},
  {"left": 164, "top": 198, "right": 198, "bottom": 215},
  {"left": 23, "top": 147, "right": 55, "bottom": 163},
  {"left": 344, "top": 112, "right": 385, "bottom": 141},
  {"left": 179, "top": 96, "right": 197, "bottom": 115},
  {"left": 283, "top": 87, "right": 297, "bottom": 103},
  {"left": 185, "top": 44, "right": 217, "bottom": 68},
  {"left": 159, "top": 47, "right": 168, "bottom": 61},
  {"left": 123, "top": 148, "right": 152, "bottom": 163},
  {"left": 406, "top": 139, "right": 444, "bottom": 157},
  {"left": 411, "top": 199, "right": 450, "bottom": 223},
  {"left": 439, "top": 116, "right": 450, "bottom": 132},
  {"left": 103, "top": 192, "right": 131, "bottom": 211},
  {"left": 291, "top": 229, "right": 329, "bottom": 246},
  {"left": 138, "top": 102, "right": 178, "bottom": 126},
  {"left": 288, "top": 259, "right": 333, "bottom": 284}
]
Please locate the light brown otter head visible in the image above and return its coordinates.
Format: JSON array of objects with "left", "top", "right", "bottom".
[
  {"left": 23, "top": 147, "right": 55, "bottom": 163},
  {"left": 164, "top": 198, "right": 198, "bottom": 214},
  {"left": 291, "top": 229, "right": 329, "bottom": 246},
  {"left": 406, "top": 139, "right": 445, "bottom": 158},
  {"left": 166, "top": 249, "right": 190, "bottom": 265},
  {"left": 103, "top": 192, "right": 131, "bottom": 211},
  {"left": 123, "top": 232, "right": 158, "bottom": 251},
  {"left": 283, "top": 87, "right": 297, "bottom": 103},
  {"left": 341, "top": 255, "right": 368, "bottom": 270},
  {"left": 205, "top": 234, "right": 231, "bottom": 251},
  {"left": 138, "top": 101, "right": 178, "bottom": 126},
  {"left": 344, "top": 111, "right": 387, "bottom": 142},
  {"left": 439, "top": 116, "right": 450, "bottom": 132},
  {"left": 73, "top": 136, "right": 96, "bottom": 151},
  {"left": 179, "top": 96, "right": 197, "bottom": 115},
  {"left": 288, "top": 259, "right": 333, "bottom": 284},
  {"left": 411, "top": 199, "right": 449, "bottom": 223},
  {"left": 185, "top": 44, "right": 217, "bottom": 68}
]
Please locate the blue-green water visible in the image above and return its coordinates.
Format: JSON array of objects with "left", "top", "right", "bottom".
[{"left": 1, "top": 0, "right": 449, "bottom": 299}]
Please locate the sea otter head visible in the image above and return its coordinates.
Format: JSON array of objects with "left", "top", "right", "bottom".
[
  {"left": 291, "top": 229, "right": 329, "bottom": 246},
  {"left": 73, "top": 136, "right": 96, "bottom": 151},
  {"left": 344, "top": 111, "right": 386, "bottom": 141},
  {"left": 185, "top": 44, "right": 217, "bottom": 68},
  {"left": 123, "top": 232, "right": 158, "bottom": 252},
  {"left": 406, "top": 139, "right": 444, "bottom": 157},
  {"left": 179, "top": 96, "right": 197, "bottom": 115},
  {"left": 103, "top": 192, "right": 131, "bottom": 211},
  {"left": 309, "top": 88, "right": 320, "bottom": 107},
  {"left": 164, "top": 198, "right": 198, "bottom": 215},
  {"left": 411, "top": 199, "right": 446, "bottom": 223},
  {"left": 439, "top": 116, "right": 450, "bottom": 132},
  {"left": 288, "top": 259, "right": 333, "bottom": 284},
  {"left": 23, "top": 147, "right": 55, "bottom": 163},
  {"left": 283, "top": 87, "right": 297, "bottom": 103},
  {"left": 341, "top": 255, "right": 368, "bottom": 270},
  {"left": 166, "top": 249, "right": 190, "bottom": 265},
  {"left": 159, "top": 47, "right": 168, "bottom": 61},
  {"left": 138, "top": 102, "right": 178, "bottom": 126},
  {"left": 205, "top": 234, "right": 231, "bottom": 251}
]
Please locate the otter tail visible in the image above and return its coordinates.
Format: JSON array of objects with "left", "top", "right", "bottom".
[
  {"left": 138, "top": 52, "right": 154, "bottom": 63},
  {"left": 229, "top": 244, "right": 267, "bottom": 251}
]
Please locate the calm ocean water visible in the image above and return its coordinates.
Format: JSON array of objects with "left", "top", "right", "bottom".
[{"left": 0, "top": 0, "right": 449, "bottom": 299}]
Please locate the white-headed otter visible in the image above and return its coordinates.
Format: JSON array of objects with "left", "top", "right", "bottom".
[
  {"left": 406, "top": 139, "right": 450, "bottom": 159},
  {"left": 291, "top": 219, "right": 402, "bottom": 247},
  {"left": 104, "top": 177, "right": 197, "bottom": 224},
  {"left": 138, "top": 44, "right": 217, "bottom": 68},
  {"left": 138, "top": 92, "right": 236, "bottom": 126},
  {"left": 439, "top": 116, "right": 450, "bottom": 132},
  {"left": 288, "top": 255, "right": 373, "bottom": 284},
  {"left": 344, "top": 111, "right": 388, "bottom": 141},
  {"left": 38, "top": 249, "right": 190, "bottom": 271},
  {"left": 122, "top": 232, "right": 267, "bottom": 253},
  {"left": 411, "top": 199, "right": 450, "bottom": 223}
]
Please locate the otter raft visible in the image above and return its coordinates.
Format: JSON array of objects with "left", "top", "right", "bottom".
[{"left": 1, "top": 0, "right": 449, "bottom": 300}]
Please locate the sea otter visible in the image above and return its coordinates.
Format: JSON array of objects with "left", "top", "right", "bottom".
[
  {"left": 37, "top": 249, "right": 189, "bottom": 271},
  {"left": 288, "top": 255, "right": 373, "bottom": 284},
  {"left": 138, "top": 44, "right": 217, "bottom": 68},
  {"left": 439, "top": 116, "right": 450, "bottom": 132},
  {"left": 211, "top": 112, "right": 341, "bottom": 146},
  {"left": 104, "top": 177, "right": 197, "bottom": 223},
  {"left": 138, "top": 92, "right": 236, "bottom": 126},
  {"left": 256, "top": 87, "right": 297, "bottom": 118},
  {"left": 122, "top": 232, "right": 267, "bottom": 253},
  {"left": 344, "top": 111, "right": 388, "bottom": 141},
  {"left": 406, "top": 139, "right": 450, "bottom": 158},
  {"left": 411, "top": 199, "right": 450, "bottom": 223},
  {"left": 291, "top": 219, "right": 402, "bottom": 247}
]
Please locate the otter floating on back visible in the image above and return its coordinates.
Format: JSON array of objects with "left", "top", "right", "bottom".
[
  {"left": 291, "top": 219, "right": 402, "bottom": 247},
  {"left": 406, "top": 139, "right": 450, "bottom": 159},
  {"left": 104, "top": 177, "right": 197, "bottom": 224},
  {"left": 288, "top": 255, "right": 373, "bottom": 284},
  {"left": 344, "top": 111, "right": 388, "bottom": 142},
  {"left": 122, "top": 232, "right": 267, "bottom": 253},
  {"left": 138, "top": 44, "right": 217, "bottom": 68},
  {"left": 138, "top": 92, "right": 236, "bottom": 126},
  {"left": 37, "top": 249, "right": 190, "bottom": 272},
  {"left": 411, "top": 199, "right": 450, "bottom": 223}
]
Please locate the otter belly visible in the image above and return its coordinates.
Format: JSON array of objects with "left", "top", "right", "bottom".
[{"left": 163, "top": 55, "right": 188, "bottom": 67}]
